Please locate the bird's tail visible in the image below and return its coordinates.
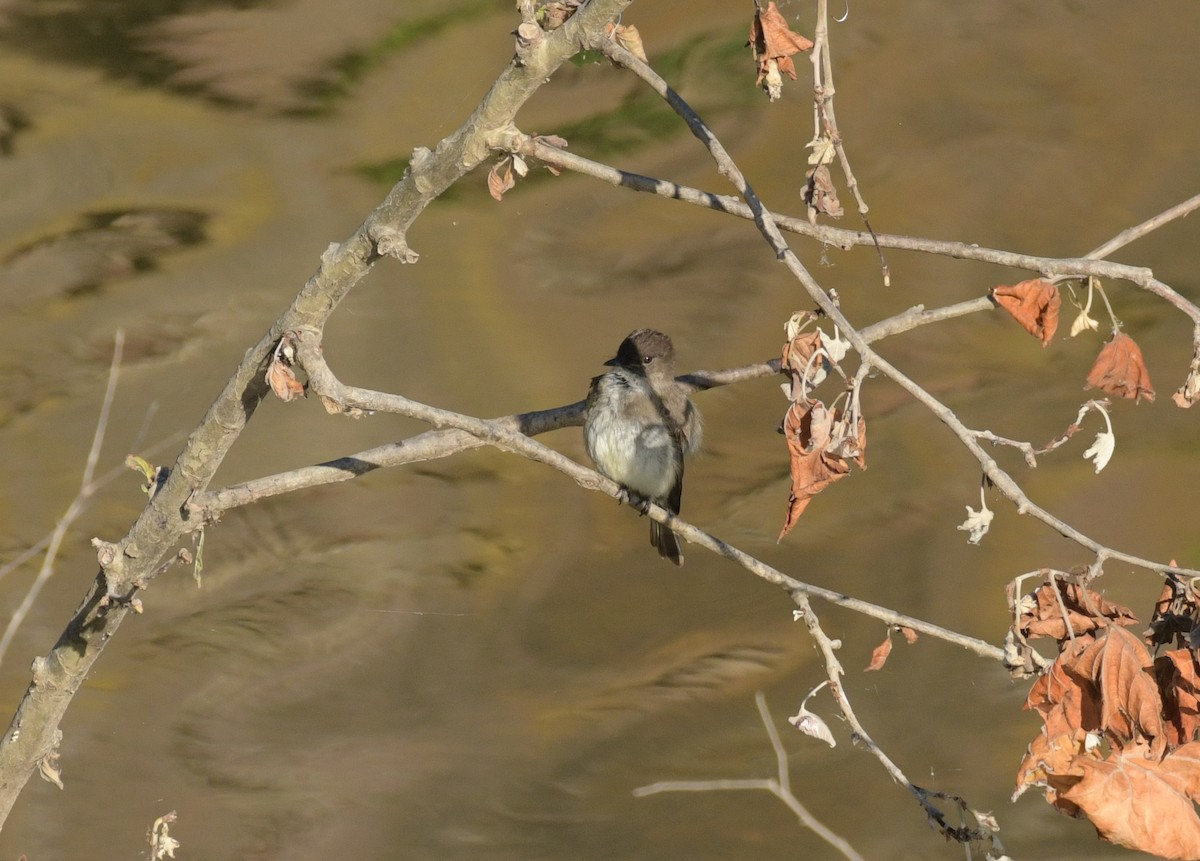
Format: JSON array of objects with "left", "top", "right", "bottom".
[{"left": 650, "top": 519, "right": 683, "bottom": 566}]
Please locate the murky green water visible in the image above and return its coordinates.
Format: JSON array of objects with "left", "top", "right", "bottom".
[{"left": 0, "top": 1, "right": 1198, "bottom": 858}]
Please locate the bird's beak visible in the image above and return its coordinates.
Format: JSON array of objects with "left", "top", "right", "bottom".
[{"left": 603, "top": 355, "right": 620, "bottom": 367}]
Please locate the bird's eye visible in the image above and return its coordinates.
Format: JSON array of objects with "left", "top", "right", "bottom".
[{"left": 642, "top": 355, "right": 654, "bottom": 364}]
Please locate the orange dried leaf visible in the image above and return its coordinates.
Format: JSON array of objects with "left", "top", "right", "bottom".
[
  {"left": 898, "top": 626, "right": 918, "bottom": 645},
  {"left": 266, "top": 358, "right": 305, "bottom": 402},
  {"left": 1087, "top": 332, "right": 1156, "bottom": 402},
  {"left": 865, "top": 634, "right": 892, "bottom": 672},
  {"left": 1066, "top": 626, "right": 1166, "bottom": 753},
  {"left": 1014, "top": 729, "right": 1086, "bottom": 806},
  {"left": 748, "top": 1, "right": 813, "bottom": 98},
  {"left": 751, "top": 2, "right": 814, "bottom": 65},
  {"left": 1157, "top": 651, "right": 1200, "bottom": 749},
  {"left": 1021, "top": 581, "right": 1138, "bottom": 641},
  {"left": 777, "top": 402, "right": 865, "bottom": 540},
  {"left": 992, "top": 278, "right": 1061, "bottom": 346},
  {"left": 1025, "top": 638, "right": 1100, "bottom": 734},
  {"left": 1048, "top": 753, "right": 1200, "bottom": 858}
]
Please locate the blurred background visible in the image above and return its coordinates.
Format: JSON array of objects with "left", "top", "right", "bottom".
[{"left": 0, "top": 1, "right": 1198, "bottom": 858}]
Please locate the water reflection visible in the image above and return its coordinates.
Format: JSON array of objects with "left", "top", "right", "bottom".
[{"left": 0, "top": 2, "right": 1196, "bottom": 860}]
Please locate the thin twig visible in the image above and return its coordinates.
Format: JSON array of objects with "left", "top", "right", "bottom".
[
  {"left": 1085, "top": 192, "right": 1200, "bottom": 260},
  {"left": 0, "top": 331, "right": 124, "bottom": 667},
  {"left": 633, "top": 692, "right": 864, "bottom": 861},
  {"left": 793, "top": 594, "right": 999, "bottom": 851}
]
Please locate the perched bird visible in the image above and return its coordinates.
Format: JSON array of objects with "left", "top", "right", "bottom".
[{"left": 584, "top": 329, "right": 702, "bottom": 565}]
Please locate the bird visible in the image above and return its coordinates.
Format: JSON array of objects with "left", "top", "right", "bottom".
[{"left": 583, "top": 328, "right": 702, "bottom": 565}]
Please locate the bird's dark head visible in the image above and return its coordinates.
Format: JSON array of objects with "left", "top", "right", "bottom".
[{"left": 605, "top": 328, "right": 676, "bottom": 375}]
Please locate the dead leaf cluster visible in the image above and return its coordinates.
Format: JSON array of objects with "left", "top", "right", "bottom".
[
  {"left": 777, "top": 317, "right": 865, "bottom": 540},
  {"left": 1013, "top": 576, "right": 1200, "bottom": 859},
  {"left": 748, "top": 1, "right": 813, "bottom": 101},
  {"left": 487, "top": 135, "right": 567, "bottom": 202}
]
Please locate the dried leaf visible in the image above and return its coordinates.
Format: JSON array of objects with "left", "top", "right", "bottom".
[
  {"left": 1087, "top": 333, "right": 1155, "bottom": 402},
  {"left": 1048, "top": 752, "right": 1200, "bottom": 858},
  {"left": 865, "top": 634, "right": 893, "bottom": 672},
  {"left": 806, "top": 134, "right": 836, "bottom": 166},
  {"left": 781, "top": 329, "right": 827, "bottom": 394},
  {"left": 1066, "top": 625, "right": 1166, "bottom": 753},
  {"left": 898, "top": 626, "right": 918, "bottom": 645},
  {"left": 957, "top": 503, "right": 993, "bottom": 544},
  {"left": 1070, "top": 308, "right": 1101, "bottom": 337},
  {"left": 1157, "top": 651, "right": 1200, "bottom": 749},
  {"left": 37, "top": 750, "right": 63, "bottom": 789},
  {"left": 1083, "top": 429, "right": 1116, "bottom": 473},
  {"left": 266, "top": 357, "right": 305, "bottom": 402},
  {"left": 1020, "top": 581, "right": 1138, "bottom": 642},
  {"left": 611, "top": 23, "right": 647, "bottom": 63},
  {"left": 992, "top": 279, "right": 1061, "bottom": 347},
  {"left": 487, "top": 158, "right": 515, "bottom": 201},
  {"left": 748, "top": 1, "right": 813, "bottom": 99},
  {"left": 777, "top": 400, "right": 864, "bottom": 540},
  {"left": 802, "top": 164, "right": 843, "bottom": 218},
  {"left": 1173, "top": 354, "right": 1200, "bottom": 408},
  {"left": 1013, "top": 728, "right": 1086, "bottom": 805},
  {"left": 788, "top": 706, "right": 837, "bottom": 747}
]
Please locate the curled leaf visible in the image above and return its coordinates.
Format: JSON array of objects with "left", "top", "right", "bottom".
[
  {"left": 992, "top": 279, "right": 1061, "bottom": 347},
  {"left": 608, "top": 23, "right": 647, "bottom": 63},
  {"left": 865, "top": 634, "right": 893, "bottom": 672},
  {"left": 1086, "top": 333, "right": 1155, "bottom": 402},
  {"left": 487, "top": 157, "right": 516, "bottom": 201},
  {"left": 777, "top": 400, "right": 866, "bottom": 540},
  {"left": 802, "top": 164, "right": 842, "bottom": 218},
  {"left": 748, "top": 1, "right": 813, "bottom": 101},
  {"left": 788, "top": 706, "right": 837, "bottom": 747},
  {"left": 958, "top": 503, "right": 993, "bottom": 544},
  {"left": 1083, "top": 430, "right": 1115, "bottom": 473},
  {"left": 1070, "top": 308, "right": 1101, "bottom": 337}
]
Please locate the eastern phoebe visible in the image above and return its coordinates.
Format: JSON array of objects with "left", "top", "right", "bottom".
[{"left": 584, "top": 329, "right": 702, "bottom": 565}]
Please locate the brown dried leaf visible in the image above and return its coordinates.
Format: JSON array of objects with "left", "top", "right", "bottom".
[
  {"left": 748, "top": 1, "right": 813, "bottom": 95},
  {"left": 1021, "top": 580, "right": 1138, "bottom": 641},
  {"left": 1025, "top": 637, "right": 1100, "bottom": 734},
  {"left": 803, "top": 164, "right": 843, "bottom": 218},
  {"left": 1087, "top": 332, "right": 1156, "bottom": 402},
  {"left": 865, "top": 634, "right": 892, "bottom": 672},
  {"left": 1157, "top": 650, "right": 1200, "bottom": 749},
  {"left": 1013, "top": 728, "right": 1086, "bottom": 808},
  {"left": 1146, "top": 573, "right": 1200, "bottom": 649},
  {"left": 1065, "top": 625, "right": 1166, "bottom": 754},
  {"left": 266, "top": 357, "right": 305, "bottom": 402},
  {"left": 781, "top": 329, "right": 826, "bottom": 396},
  {"left": 540, "top": 1, "right": 579, "bottom": 30},
  {"left": 1048, "top": 752, "right": 1200, "bottom": 858},
  {"left": 992, "top": 278, "right": 1061, "bottom": 347},
  {"left": 487, "top": 158, "right": 515, "bottom": 202},
  {"left": 777, "top": 401, "right": 865, "bottom": 540},
  {"left": 1173, "top": 354, "right": 1200, "bottom": 408},
  {"left": 609, "top": 23, "right": 647, "bottom": 63}
]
